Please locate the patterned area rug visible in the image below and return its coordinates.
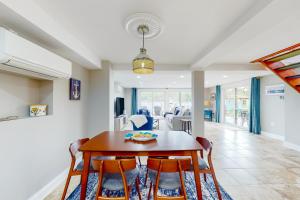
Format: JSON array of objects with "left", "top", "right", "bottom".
[{"left": 67, "top": 166, "right": 233, "bottom": 200}]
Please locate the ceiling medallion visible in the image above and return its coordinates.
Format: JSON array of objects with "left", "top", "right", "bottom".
[{"left": 124, "top": 13, "right": 163, "bottom": 39}]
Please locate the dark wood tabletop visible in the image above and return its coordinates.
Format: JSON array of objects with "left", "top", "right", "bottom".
[
  {"left": 80, "top": 130, "right": 202, "bottom": 152},
  {"left": 79, "top": 130, "right": 204, "bottom": 200}
]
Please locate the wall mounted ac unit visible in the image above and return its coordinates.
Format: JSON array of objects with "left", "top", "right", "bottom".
[{"left": 0, "top": 27, "right": 72, "bottom": 79}]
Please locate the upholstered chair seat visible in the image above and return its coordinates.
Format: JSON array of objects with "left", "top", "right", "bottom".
[
  {"left": 148, "top": 170, "right": 183, "bottom": 190},
  {"left": 101, "top": 168, "right": 139, "bottom": 191}
]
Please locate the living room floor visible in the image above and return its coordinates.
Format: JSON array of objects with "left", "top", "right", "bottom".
[{"left": 45, "top": 121, "right": 300, "bottom": 200}]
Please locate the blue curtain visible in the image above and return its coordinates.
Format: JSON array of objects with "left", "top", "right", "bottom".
[
  {"left": 131, "top": 88, "right": 138, "bottom": 115},
  {"left": 215, "top": 85, "right": 221, "bottom": 123},
  {"left": 249, "top": 77, "right": 261, "bottom": 134}
]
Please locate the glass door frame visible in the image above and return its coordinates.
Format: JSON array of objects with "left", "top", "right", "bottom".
[{"left": 221, "top": 80, "right": 250, "bottom": 129}]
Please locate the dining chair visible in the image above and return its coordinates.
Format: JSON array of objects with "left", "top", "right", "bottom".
[
  {"left": 195, "top": 136, "right": 222, "bottom": 200},
  {"left": 61, "top": 138, "right": 114, "bottom": 200},
  {"left": 144, "top": 156, "right": 168, "bottom": 186},
  {"left": 146, "top": 158, "right": 191, "bottom": 200},
  {"left": 170, "top": 137, "right": 222, "bottom": 200},
  {"left": 92, "top": 159, "right": 142, "bottom": 200}
]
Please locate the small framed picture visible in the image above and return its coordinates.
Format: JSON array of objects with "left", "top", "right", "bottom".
[
  {"left": 265, "top": 84, "right": 285, "bottom": 96},
  {"left": 30, "top": 104, "right": 47, "bottom": 117},
  {"left": 70, "top": 78, "right": 81, "bottom": 100}
]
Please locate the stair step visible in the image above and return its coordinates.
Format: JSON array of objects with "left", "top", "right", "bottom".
[
  {"left": 276, "top": 62, "right": 300, "bottom": 71},
  {"left": 285, "top": 74, "right": 300, "bottom": 79},
  {"left": 268, "top": 49, "right": 300, "bottom": 62}
]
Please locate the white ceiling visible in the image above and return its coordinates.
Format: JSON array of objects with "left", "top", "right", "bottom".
[
  {"left": 113, "top": 70, "right": 271, "bottom": 89},
  {"left": 0, "top": 0, "right": 298, "bottom": 88},
  {"left": 33, "top": 0, "right": 263, "bottom": 65}
]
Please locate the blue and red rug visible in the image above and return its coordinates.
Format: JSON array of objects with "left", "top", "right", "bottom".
[{"left": 67, "top": 166, "right": 233, "bottom": 200}]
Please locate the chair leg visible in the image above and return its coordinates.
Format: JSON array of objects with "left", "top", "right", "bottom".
[
  {"left": 61, "top": 173, "right": 72, "bottom": 200},
  {"left": 135, "top": 177, "right": 142, "bottom": 200},
  {"left": 144, "top": 168, "right": 148, "bottom": 187},
  {"left": 138, "top": 157, "right": 142, "bottom": 167},
  {"left": 211, "top": 171, "right": 222, "bottom": 200},
  {"left": 147, "top": 182, "right": 152, "bottom": 200}
]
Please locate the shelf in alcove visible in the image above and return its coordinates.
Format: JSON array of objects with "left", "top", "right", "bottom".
[
  {"left": 0, "top": 70, "right": 54, "bottom": 121},
  {"left": 0, "top": 114, "right": 53, "bottom": 123}
]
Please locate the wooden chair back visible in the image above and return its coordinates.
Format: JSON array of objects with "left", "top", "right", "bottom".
[
  {"left": 92, "top": 159, "right": 137, "bottom": 200},
  {"left": 69, "top": 138, "right": 89, "bottom": 159},
  {"left": 147, "top": 158, "right": 191, "bottom": 172},
  {"left": 196, "top": 136, "right": 213, "bottom": 158},
  {"left": 147, "top": 158, "right": 190, "bottom": 200}
]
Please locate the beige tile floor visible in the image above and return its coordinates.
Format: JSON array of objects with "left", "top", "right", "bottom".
[{"left": 46, "top": 122, "right": 300, "bottom": 200}]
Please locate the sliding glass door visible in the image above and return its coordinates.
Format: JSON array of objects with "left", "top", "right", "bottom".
[
  {"left": 236, "top": 87, "right": 249, "bottom": 128},
  {"left": 224, "top": 88, "right": 236, "bottom": 125},
  {"left": 223, "top": 86, "right": 249, "bottom": 128}
]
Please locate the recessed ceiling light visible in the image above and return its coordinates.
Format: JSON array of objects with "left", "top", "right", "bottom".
[
  {"left": 179, "top": 75, "right": 185, "bottom": 79},
  {"left": 136, "top": 75, "right": 141, "bottom": 79},
  {"left": 223, "top": 75, "right": 228, "bottom": 78}
]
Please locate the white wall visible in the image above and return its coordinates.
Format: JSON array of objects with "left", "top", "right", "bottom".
[
  {"left": 124, "top": 88, "right": 132, "bottom": 115},
  {"left": 260, "top": 75, "right": 285, "bottom": 137},
  {"left": 285, "top": 86, "right": 300, "bottom": 145},
  {"left": 88, "top": 60, "right": 114, "bottom": 137},
  {"left": 114, "top": 82, "right": 125, "bottom": 99},
  {"left": 192, "top": 71, "right": 204, "bottom": 136},
  {"left": 0, "top": 71, "right": 41, "bottom": 118},
  {"left": 0, "top": 63, "right": 89, "bottom": 200}
]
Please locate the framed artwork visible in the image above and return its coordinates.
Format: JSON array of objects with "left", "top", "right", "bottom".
[
  {"left": 70, "top": 78, "right": 81, "bottom": 100},
  {"left": 265, "top": 84, "right": 285, "bottom": 96},
  {"left": 30, "top": 104, "right": 47, "bottom": 117}
]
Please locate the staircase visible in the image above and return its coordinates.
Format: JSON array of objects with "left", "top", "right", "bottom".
[{"left": 252, "top": 43, "right": 300, "bottom": 93}]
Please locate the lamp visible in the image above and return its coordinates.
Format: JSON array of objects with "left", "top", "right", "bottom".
[{"left": 132, "top": 25, "right": 154, "bottom": 74}]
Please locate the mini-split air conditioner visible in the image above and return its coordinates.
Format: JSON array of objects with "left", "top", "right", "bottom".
[{"left": 0, "top": 27, "right": 72, "bottom": 79}]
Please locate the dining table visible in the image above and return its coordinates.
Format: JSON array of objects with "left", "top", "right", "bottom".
[{"left": 79, "top": 130, "right": 203, "bottom": 200}]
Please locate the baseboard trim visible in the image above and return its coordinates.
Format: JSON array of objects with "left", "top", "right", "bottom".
[
  {"left": 28, "top": 168, "right": 68, "bottom": 200},
  {"left": 284, "top": 142, "right": 300, "bottom": 152},
  {"left": 261, "top": 131, "right": 285, "bottom": 141}
]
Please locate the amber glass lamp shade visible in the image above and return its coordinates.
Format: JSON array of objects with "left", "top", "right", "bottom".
[{"left": 132, "top": 48, "right": 154, "bottom": 74}]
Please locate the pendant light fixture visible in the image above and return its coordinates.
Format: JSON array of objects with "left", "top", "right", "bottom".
[{"left": 132, "top": 25, "right": 154, "bottom": 74}]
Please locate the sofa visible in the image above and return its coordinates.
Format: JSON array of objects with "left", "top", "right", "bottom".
[
  {"left": 164, "top": 107, "right": 191, "bottom": 131},
  {"left": 137, "top": 108, "right": 151, "bottom": 116}
]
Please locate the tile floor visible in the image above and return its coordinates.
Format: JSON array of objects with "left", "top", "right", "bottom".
[{"left": 45, "top": 122, "right": 300, "bottom": 200}]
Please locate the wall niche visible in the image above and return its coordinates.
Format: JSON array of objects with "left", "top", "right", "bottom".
[{"left": 0, "top": 70, "right": 53, "bottom": 121}]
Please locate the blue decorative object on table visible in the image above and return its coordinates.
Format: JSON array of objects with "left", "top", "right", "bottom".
[{"left": 125, "top": 131, "right": 158, "bottom": 141}]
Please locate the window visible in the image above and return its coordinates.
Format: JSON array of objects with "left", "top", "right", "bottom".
[
  {"left": 181, "top": 91, "right": 192, "bottom": 110},
  {"left": 138, "top": 89, "right": 191, "bottom": 115},
  {"left": 139, "top": 91, "right": 153, "bottom": 112},
  {"left": 153, "top": 92, "right": 165, "bottom": 114},
  {"left": 166, "top": 91, "right": 180, "bottom": 112}
]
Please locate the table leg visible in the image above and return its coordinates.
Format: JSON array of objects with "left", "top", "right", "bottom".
[
  {"left": 191, "top": 151, "right": 202, "bottom": 200},
  {"left": 80, "top": 152, "right": 91, "bottom": 200}
]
